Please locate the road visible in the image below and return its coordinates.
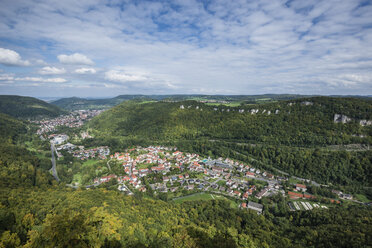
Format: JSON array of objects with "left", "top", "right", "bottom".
[
  {"left": 50, "top": 143, "right": 60, "bottom": 182},
  {"left": 106, "top": 158, "right": 112, "bottom": 171}
]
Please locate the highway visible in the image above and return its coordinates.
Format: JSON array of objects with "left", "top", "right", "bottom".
[{"left": 50, "top": 143, "right": 60, "bottom": 182}]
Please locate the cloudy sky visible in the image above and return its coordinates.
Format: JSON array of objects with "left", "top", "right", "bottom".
[{"left": 0, "top": 0, "right": 371, "bottom": 97}]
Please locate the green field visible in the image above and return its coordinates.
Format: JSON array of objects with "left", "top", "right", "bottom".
[
  {"left": 82, "top": 159, "right": 100, "bottom": 167},
  {"left": 173, "top": 193, "right": 239, "bottom": 208},
  {"left": 355, "top": 194, "right": 371, "bottom": 203}
]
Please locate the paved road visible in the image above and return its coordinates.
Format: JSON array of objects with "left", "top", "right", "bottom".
[
  {"left": 50, "top": 143, "right": 60, "bottom": 182},
  {"left": 106, "top": 158, "right": 112, "bottom": 171}
]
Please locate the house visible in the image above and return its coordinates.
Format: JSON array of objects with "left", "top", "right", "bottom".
[
  {"left": 342, "top": 194, "right": 353, "bottom": 200},
  {"left": 266, "top": 174, "right": 274, "bottom": 179},
  {"left": 233, "top": 191, "right": 241, "bottom": 197},
  {"left": 99, "top": 174, "right": 117, "bottom": 183},
  {"left": 288, "top": 191, "right": 303, "bottom": 199},
  {"left": 247, "top": 201, "right": 263, "bottom": 214},
  {"left": 118, "top": 185, "right": 127, "bottom": 191},
  {"left": 187, "top": 185, "right": 194, "bottom": 190},
  {"left": 296, "top": 184, "right": 307, "bottom": 192},
  {"left": 255, "top": 188, "right": 268, "bottom": 199},
  {"left": 241, "top": 202, "right": 247, "bottom": 208},
  {"left": 246, "top": 172, "right": 255, "bottom": 178},
  {"left": 332, "top": 189, "right": 343, "bottom": 196},
  {"left": 303, "top": 193, "right": 316, "bottom": 200}
]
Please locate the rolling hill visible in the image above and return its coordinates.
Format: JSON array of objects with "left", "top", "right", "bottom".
[
  {"left": 51, "top": 95, "right": 152, "bottom": 110},
  {"left": 51, "top": 94, "right": 315, "bottom": 111},
  {"left": 0, "top": 95, "right": 66, "bottom": 119},
  {"left": 89, "top": 96, "right": 372, "bottom": 146}
]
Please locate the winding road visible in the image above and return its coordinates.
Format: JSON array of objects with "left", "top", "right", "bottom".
[{"left": 50, "top": 143, "right": 60, "bottom": 182}]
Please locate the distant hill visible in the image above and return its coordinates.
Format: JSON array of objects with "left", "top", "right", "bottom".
[
  {"left": 51, "top": 94, "right": 317, "bottom": 111},
  {"left": 51, "top": 95, "right": 151, "bottom": 110},
  {"left": 89, "top": 96, "right": 372, "bottom": 146},
  {"left": 0, "top": 95, "right": 66, "bottom": 119}
]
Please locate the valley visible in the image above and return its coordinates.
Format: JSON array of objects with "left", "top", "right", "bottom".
[{"left": 0, "top": 94, "right": 371, "bottom": 247}]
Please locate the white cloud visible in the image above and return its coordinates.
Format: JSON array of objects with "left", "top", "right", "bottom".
[
  {"left": 75, "top": 67, "right": 96, "bottom": 74},
  {"left": 0, "top": 0, "right": 372, "bottom": 95},
  {"left": 57, "top": 53, "right": 94, "bottom": 65},
  {"left": 15, "top": 77, "right": 67, "bottom": 83},
  {"left": 0, "top": 48, "right": 30, "bottom": 66},
  {"left": 105, "top": 69, "right": 148, "bottom": 83},
  {"left": 0, "top": 73, "right": 14, "bottom": 81},
  {"left": 39, "top": 66, "right": 66, "bottom": 75}
]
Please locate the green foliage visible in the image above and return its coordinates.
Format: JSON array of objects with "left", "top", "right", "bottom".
[
  {"left": 0, "top": 113, "right": 27, "bottom": 143},
  {"left": 0, "top": 95, "right": 66, "bottom": 119},
  {"left": 0, "top": 187, "right": 370, "bottom": 248},
  {"left": 89, "top": 97, "right": 372, "bottom": 146}
]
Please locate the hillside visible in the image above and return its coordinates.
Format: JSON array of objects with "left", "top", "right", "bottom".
[
  {"left": 0, "top": 113, "right": 27, "bottom": 142},
  {"left": 89, "top": 97, "right": 372, "bottom": 146},
  {"left": 0, "top": 95, "right": 66, "bottom": 119}
]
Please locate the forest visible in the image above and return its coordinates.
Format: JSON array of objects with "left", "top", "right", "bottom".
[{"left": 89, "top": 97, "right": 372, "bottom": 146}]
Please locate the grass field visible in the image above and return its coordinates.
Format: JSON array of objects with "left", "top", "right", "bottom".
[
  {"left": 82, "top": 159, "right": 99, "bottom": 167},
  {"left": 355, "top": 194, "right": 371, "bottom": 203},
  {"left": 136, "top": 163, "right": 151, "bottom": 169},
  {"left": 173, "top": 193, "right": 239, "bottom": 208}
]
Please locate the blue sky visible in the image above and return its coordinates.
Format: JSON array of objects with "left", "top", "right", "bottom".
[{"left": 0, "top": 0, "right": 371, "bottom": 97}]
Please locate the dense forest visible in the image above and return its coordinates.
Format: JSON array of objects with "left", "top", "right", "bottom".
[
  {"left": 89, "top": 97, "right": 372, "bottom": 146},
  {"left": 1, "top": 185, "right": 371, "bottom": 247},
  {"left": 0, "top": 95, "right": 66, "bottom": 119}
]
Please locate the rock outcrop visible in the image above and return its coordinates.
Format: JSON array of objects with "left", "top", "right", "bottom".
[
  {"left": 334, "top": 114, "right": 352, "bottom": 124},
  {"left": 360, "top": 120, "right": 372, "bottom": 126}
]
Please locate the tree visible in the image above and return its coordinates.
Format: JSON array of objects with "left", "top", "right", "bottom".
[{"left": 24, "top": 207, "right": 122, "bottom": 248}]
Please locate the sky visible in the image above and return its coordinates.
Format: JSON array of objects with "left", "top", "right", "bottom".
[{"left": 0, "top": 0, "right": 371, "bottom": 98}]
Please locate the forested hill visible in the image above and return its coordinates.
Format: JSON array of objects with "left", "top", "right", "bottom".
[
  {"left": 51, "top": 94, "right": 313, "bottom": 111},
  {"left": 51, "top": 95, "right": 151, "bottom": 111},
  {"left": 0, "top": 95, "right": 66, "bottom": 119},
  {"left": 89, "top": 96, "right": 372, "bottom": 146}
]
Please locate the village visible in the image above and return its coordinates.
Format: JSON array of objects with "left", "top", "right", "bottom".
[
  {"left": 91, "top": 146, "right": 339, "bottom": 214},
  {"left": 33, "top": 109, "right": 104, "bottom": 135},
  {"left": 32, "top": 111, "right": 351, "bottom": 215}
]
